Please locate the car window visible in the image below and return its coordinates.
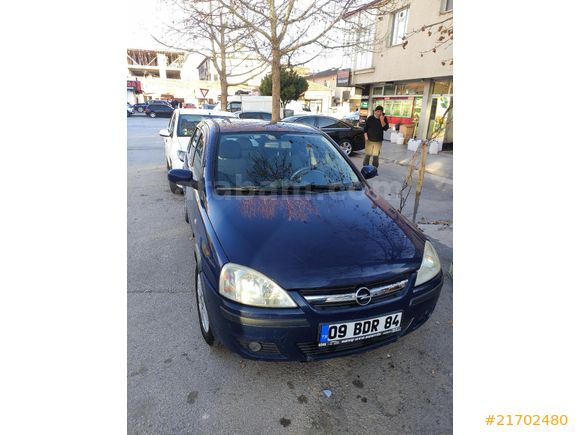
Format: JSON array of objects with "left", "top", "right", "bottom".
[
  {"left": 187, "top": 128, "right": 202, "bottom": 166},
  {"left": 214, "top": 132, "right": 360, "bottom": 190},
  {"left": 297, "top": 117, "right": 317, "bottom": 127},
  {"left": 168, "top": 113, "right": 176, "bottom": 135},
  {"left": 192, "top": 131, "right": 206, "bottom": 178},
  {"left": 260, "top": 113, "right": 272, "bottom": 121},
  {"left": 239, "top": 112, "right": 256, "bottom": 119},
  {"left": 177, "top": 114, "right": 231, "bottom": 137},
  {"left": 318, "top": 117, "right": 343, "bottom": 128}
]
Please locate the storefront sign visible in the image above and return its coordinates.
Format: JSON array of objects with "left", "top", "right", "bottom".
[
  {"left": 336, "top": 69, "right": 350, "bottom": 87},
  {"left": 127, "top": 80, "right": 142, "bottom": 93}
]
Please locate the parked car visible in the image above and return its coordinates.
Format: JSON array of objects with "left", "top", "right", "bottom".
[
  {"left": 132, "top": 103, "right": 149, "bottom": 113},
  {"left": 167, "top": 119, "right": 443, "bottom": 361},
  {"left": 233, "top": 111, "right": 272, "bottom": 121},
  {"left": 127, "top": 102, "right": 134, "bottom": 117},
  {"left": 281, "top": 115, "right": 365, "bottom": 156},
  {"left": 145, "top": 103, "right": 175, "bottom": 118},
  {"left": 159, "top": 108, "right": 236, "bottom": 193}
]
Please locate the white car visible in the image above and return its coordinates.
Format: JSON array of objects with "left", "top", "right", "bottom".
[
  {"left": 127, "top": 102, "right": 134, "bottom": 117},
  {"left": 160, "top": 108, "right": 236, "bottom": 193}
]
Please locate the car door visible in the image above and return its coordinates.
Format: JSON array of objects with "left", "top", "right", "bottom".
[
  {"left": 164, "top": 112, "right": 177, "bottom": 166},
  {"left": 317, "top": 116, "right": 350, "bottom": 142},
  {"left": 185, "top": 127, "right": 205, "bottom": 238}
]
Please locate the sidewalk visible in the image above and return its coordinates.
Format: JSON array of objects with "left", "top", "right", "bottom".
[{"left": 374, "top": 139, "right": 453, "bottom": 180}]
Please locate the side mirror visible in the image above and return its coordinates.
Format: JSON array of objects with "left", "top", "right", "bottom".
[
  {"left": 168, "top": 169, "right": 198, "bottom": 189},
  {"left": 361, "top": 165, "right": 378, "bottom": 180},
  {"left": 159, "top": 128, "right": 170, "bottom": 137}
]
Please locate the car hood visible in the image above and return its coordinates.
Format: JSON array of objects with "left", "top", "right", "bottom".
[{"left": 206, "top": 188, "right": 425, "bottom": 290}]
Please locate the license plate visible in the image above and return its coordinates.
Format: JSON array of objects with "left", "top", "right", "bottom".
[{"left": 318, "top": 312, "right": 403, "bottom": 347}]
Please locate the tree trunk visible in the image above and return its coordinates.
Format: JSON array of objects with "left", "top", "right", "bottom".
[
  {"left": 220, "top": 46, "right": 228, "bottom": 109},
  {"left": 271, "top": 48, "right": 281, "bottom": 121}
]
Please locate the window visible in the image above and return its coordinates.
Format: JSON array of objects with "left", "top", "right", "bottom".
[
  {"left": 442, "top": 0, "right": 453, "bottom": 12},
  {"left": 192, "top": 132, "right": 205, "bottom": 178},
  {"left": 188, "top": 129, "right": 202, "bottom": 167},
  {"left": 297, "top": 117, "right": 317, "bottom": 127},
  {"left": 214, "top": 133, "right": 360, "bottom": 190},
  {"left": 168, "top": 114, "right": 176, "bottom": 135},
  {"left": 391, "top": 8, "right": 410, "bottom": 46},
  {"left": 318, "top": 117, "right": 343, "bottom": 129}
]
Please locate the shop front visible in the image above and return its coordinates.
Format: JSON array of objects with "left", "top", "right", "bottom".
[{"left": 367, "top": 79, "right": 453, "bottom": 144}]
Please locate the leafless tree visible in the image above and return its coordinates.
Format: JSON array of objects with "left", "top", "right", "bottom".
[
  {"left": 401, "top": 7, "right": 453, "bottom": 65},
  {"left": 216, "top": 0, "right": 399, "bottom": 120},
  {"left": 153, "top": 0, "right": 270, "bottom": 108}
]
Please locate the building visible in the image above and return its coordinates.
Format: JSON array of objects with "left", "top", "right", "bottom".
[
  {"left": 303, "top": 68, "right": 361, "bottom": 115},
  {"left": 348, "top": 0, "right": 453, "bottom": 143},
  {"left": 126, "top": 48, "right": 253, "bottom": 106},
  {"left": 197, "top": 55, "right": 269, "bottom": 88}
]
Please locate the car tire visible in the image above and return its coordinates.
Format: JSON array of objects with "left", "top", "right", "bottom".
[
  {"left": 169, "top": 180, "right": 180, "bottom": 194},
  {"left": 195, "top": 265, "right": 215, "bottom": 346},
  {"left": 339, "top": 140, "right": 353, "bottom": 156},
  {"left": 149, "top": 112, "right": 157, "bottom": 118},
  {"left": 137, "top": 107, "right": 144, "bottom": 113}
]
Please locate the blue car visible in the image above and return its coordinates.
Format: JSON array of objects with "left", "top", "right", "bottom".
[{"left": 168, "top": 119, "right": 443, "bottom": 361}]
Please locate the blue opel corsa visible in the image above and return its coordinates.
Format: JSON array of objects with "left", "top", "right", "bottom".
[{"left": 168, "top": 119, "right": 443, "bottom": 361}]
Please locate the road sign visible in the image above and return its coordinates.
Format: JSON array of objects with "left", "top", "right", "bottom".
[{"left": 200, "top": 88, "right": 209, "bottom": 97}]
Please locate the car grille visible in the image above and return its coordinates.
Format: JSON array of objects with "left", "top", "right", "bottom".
[
  {"left": 299, "top": 275, "right": 410, "bottom": 309},
  {"left": 297, "top": 317, "right": 413, "bottom": 357}
]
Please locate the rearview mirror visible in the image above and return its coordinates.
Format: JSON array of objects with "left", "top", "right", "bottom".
[
  {"left": 168, "top": 169, "right": 198, "bottom": 189},
  {"left": 361, "top": 165, "right": 378, "bottom": 180},
  {"left": 159, "top": 128, "right": 170, "bottom": 137}
]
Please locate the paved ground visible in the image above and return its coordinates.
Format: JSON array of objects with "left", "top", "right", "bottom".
[{"left": 127, "top": 115, "right": 453, "bottom": 434}]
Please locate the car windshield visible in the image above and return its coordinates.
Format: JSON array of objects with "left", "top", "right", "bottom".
[
  {"left": 214, "top": 132, "right": 361, "bottom": 192},
  {"left": 177, "top": 114, "right": 230, "bottom": 137}
]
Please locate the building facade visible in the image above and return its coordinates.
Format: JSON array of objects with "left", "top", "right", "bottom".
[
  {"left": 350, "top": 0, "right": 453, "bottom": 143},
  {"left": 303, "top": 68, "right": 361, "bottom": 115}
]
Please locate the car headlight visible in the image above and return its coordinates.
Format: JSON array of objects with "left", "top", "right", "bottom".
[
  {"left": 219, "top": 263, "right": 297, "bottom": 308},
  {"left": 415, "top": 241, "right": 441, "bottom": 286},
  {"left": 177, "top": 150, "right": 187, "bottom": 162}
]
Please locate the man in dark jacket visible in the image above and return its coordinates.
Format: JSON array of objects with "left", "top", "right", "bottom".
[{"left": 363, "top": 105, "right": 389, "bottom": 168}]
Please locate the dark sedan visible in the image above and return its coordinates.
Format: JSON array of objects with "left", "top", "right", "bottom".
[
  {"left": 167, "top": 119, "right": 443, "bottom": 361},
  {"left": 282, "top": 114, "right": 365, "bottom": 156},
  {"left": 132, "top": 103, "right": 149, "bottom": 113},
  {"left": 145, "top": 103, "right": 174, "bottom": 118}
]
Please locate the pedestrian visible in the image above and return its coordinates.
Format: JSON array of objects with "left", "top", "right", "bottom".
[{"left": 363, "top": 105, "right": 389, "bottom": 168}]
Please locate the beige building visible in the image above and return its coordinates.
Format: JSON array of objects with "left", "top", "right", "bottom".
[
  {"left": 304, "top": 68, "right": 362, "bottom": 114},
  {"left": 197, "top": 55, "right": 269, "bottom": 89},
  {"left": 350, "top": 0, "right": 453, "bottom": 143}
]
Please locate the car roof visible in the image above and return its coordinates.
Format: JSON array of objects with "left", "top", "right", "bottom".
[
  {"left": 204, "top": 118, "right": 321, "bottom": 134},
  {"left": 175, "top": 108, "right": 235, "bottom": 117}
]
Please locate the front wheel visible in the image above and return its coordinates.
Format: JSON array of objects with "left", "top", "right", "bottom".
[
  {"left": 149, "top": 112, "right": 157, "bottom": 118},
  {"left": 137, "top": 107, "right": 144, "bottom": 113},
  {"left": 339, "top": 140, "right": 353, "bottom": 156},
  {"left": 195, "top": 266, "right": 215, "bottom": 346}
]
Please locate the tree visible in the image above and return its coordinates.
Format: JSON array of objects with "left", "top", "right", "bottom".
[
  {"left": 259, "top": 69, "right": 309, "bottom": 108},
  {"left": 154, "top": 0, "right": 269, "bottom": 108},
  {"left": 217, "top": 0, "right": 395, "bottom": 120}
]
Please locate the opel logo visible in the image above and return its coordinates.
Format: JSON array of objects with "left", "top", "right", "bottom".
[{"left": 355, "top": 287, "right": 372, "bottom": 306}]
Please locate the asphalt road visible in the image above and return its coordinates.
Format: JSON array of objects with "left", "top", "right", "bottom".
[{"left": 127, "top": 114, "right": 453, "bottom": 435}]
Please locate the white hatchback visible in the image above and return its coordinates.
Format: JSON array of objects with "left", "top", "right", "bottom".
[{"left": 160, "top": 108, "right": 236, "bottom": 193}]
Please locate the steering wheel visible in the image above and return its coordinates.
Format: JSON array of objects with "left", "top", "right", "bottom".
[{"left": 290, "top": 166, "right": 326, "bottom": 183}]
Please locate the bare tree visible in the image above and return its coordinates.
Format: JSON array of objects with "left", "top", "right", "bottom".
[
  {"left": 217, "top": 0, "right": 397, "bottom": 120},
  {"left": 401, "top": 6, "right": 453, "bottom": 65},
  {"left": 154, "top": 0, "right": 269, "bottom": 108}
]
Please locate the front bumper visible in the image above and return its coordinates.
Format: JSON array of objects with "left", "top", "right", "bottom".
[{"left": 201, "top": 271, "right": 443, "bottom": 361}]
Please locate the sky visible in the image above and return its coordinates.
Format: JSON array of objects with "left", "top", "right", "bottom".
[{"left": 127, "top": 0, "right": 347, "bottom": 73}]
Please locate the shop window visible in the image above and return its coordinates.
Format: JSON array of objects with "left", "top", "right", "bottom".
[
  {"left": 433, "top": 80, "right": 452, "bottom": 95},
  {"left": 395, "top": 82, "right": 424, "bottom": 95},
  {"left": 390, "top": 8, "right": 410, "bottom": 46},
  {"left": 383, "top": 84, "right": 396, "bottom": 95},
  {"left": 372, "top": 86, "right": 383, "bottom": 96}
]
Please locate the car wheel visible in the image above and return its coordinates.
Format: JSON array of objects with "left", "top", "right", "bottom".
[
  {"left": 137, "top": 107, "right": 144, "bottom": 113},
  {"left": 149, "top": 112, "right": 157, "bottom": 118},
  {"left": 195, "top": 265, "right": 215, "bottom": 346},
  {"left": 169, "top": 180, "right": 180, "bottom": 194},
  {"left": 339, "top": 140, "right": 353, "bottom": 156}
]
